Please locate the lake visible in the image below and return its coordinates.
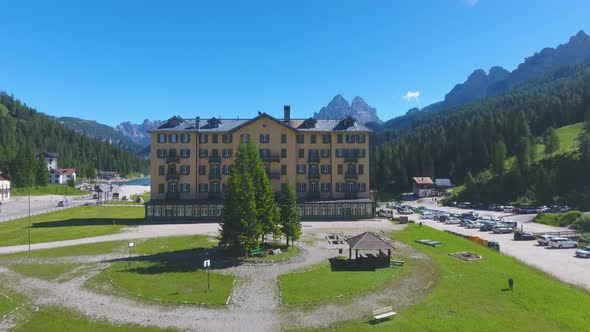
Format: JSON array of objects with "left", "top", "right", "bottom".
[{"left": 120, "top": 178, "right": 151, "bottom": 186}]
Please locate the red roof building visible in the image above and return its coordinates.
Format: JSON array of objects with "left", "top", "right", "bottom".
[{"left": 413, "top": 177, "right": 434, "bottom": 197}]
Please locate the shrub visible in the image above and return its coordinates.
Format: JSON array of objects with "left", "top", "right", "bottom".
[
  {"left": 571, "top": 214, "right": 590, "bottom": 232},
  {"left": 535, "top": 211, "right": 582, "bottom": 227}
]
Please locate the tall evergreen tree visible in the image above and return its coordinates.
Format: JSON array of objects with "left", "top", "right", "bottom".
[
  {"left": 492, "top": 140, "right": 507, "bottom": 175},
  {"left": 535, "top": 165, "right": 553, "bottom": 204},
  {"left": 11, "top": 144, "right": 37, "bottom": 187},
  {"left": 35, "top": 158, "right": 49, "bottom": 186},
  {"left": 279, "top": 182, "right": 301, "bottom": 248},
  {"left": 542, "top": 127, "right": 560, "bottom": 158}
]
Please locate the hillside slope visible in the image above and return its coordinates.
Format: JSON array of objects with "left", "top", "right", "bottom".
[{"left": 59, "top": 117, "right": 144, "bottom": 153}]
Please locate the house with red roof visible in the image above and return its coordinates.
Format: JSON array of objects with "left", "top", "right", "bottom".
[
  {"left": 49, "top": 168, "right": 77, "bottom": 185},
  {"left": 0, "top": 171, "right": 10, "bottom": 202},
  {"left": 413, "top": 177, "right": 434, "bottom": 197}
]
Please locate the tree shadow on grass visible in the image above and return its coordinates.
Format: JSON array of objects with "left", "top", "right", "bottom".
[
  {"left": 107, "top": 247, "right": 244, "bottom": 275},
  {"left": 31, "top": 218, "right": 146, "bottom": 228},
  {"left": 329, "top": 258, "right": 390, "bottom": 272}
]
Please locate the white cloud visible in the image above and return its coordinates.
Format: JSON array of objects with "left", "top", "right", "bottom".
[
  {"left": 465, "top": 0, "right": 479, "bottom": 7},
  {"left": 402, "top": 91, "right": 420, "bottom": 102}
]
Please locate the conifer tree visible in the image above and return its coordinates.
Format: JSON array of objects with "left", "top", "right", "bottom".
[
  {"left": 36, "top": 159, "right": 49, "bottom": 186},
  {"left": 279, "top": 182, "right": 301, "bottom": 247}
]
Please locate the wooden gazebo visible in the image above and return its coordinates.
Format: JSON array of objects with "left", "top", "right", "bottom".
[{"left": 345, "top": 232, "right": 394, "bottom": 260}]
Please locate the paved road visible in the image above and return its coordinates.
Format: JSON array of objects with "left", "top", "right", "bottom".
[
  {"left": 0, "top": 195, "right": 96, "bottom": 222},
  {"left": 402, "top": 200, "right": 590, "bottom": 291}
]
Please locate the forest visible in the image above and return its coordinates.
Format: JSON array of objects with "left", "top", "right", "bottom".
[
  {"left": 371, "top": 64, "right": 590, "bottom": 208},
  {"left": 0, "top": 92, "right": 149, "bottom": 186}
]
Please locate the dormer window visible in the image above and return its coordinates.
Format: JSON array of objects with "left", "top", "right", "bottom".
[
  {"left": 299, "top": 117, "right": 317, "bottom": 129},
  {"left": 207, "top": 118, "right": 222, "bottom": 128}
]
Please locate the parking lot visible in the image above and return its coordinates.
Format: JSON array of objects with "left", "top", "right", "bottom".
[{"left": 392, "top": 200, "right": 590, "bottom": 291}]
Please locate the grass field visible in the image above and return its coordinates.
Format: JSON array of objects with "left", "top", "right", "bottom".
[
  {"left": 321, "top": 224, "right": 590, "bottom": 331},
  {"left": 0, "top": 290, "right": 20, "bottom": 318},
  {"left": 7, "top": 263, "right": 79, "bottom": 280},
  {"left": 243, "top": 244, "right": 300, "bottom": 262},
  {"left": 11, "top": 184, "right": 87, "bottom": 196},
  {"left": 110, "top": 193, "right": 151, "bottom": 205},
  {"left": 280, "top": 259, "right": 401, "bottom": 305},
  {"left": 0, "top": 206, "right": 144, "bottom": 246},
  {"left": 534, "top": 122, "right": 583, "bottom": 159},
  {"left": 14, "top": 306, "right": 170, "bottom": 332}
]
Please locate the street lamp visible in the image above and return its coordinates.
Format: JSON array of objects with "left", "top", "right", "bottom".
[
  {"left": 128, "top": 242, "right": 134, "bottom": 268},
  {"left": 28, "top": 175, "right": 31, "bottom": 253}
]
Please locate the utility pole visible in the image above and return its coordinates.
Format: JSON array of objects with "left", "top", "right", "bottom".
[{"left": 28, "top": 175, "right": 32, "bottom": 253}]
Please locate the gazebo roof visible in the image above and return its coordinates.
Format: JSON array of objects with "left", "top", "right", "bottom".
[{"left": 345, "top": 232, "right": 394, "bottom": 250}]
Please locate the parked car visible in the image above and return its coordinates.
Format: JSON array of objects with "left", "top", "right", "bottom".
[
  {"left": 503, "top": 206, "right": 514, "bottom": 213},
  {"left": 420, "top": 212, "right": 435, "bottom": 219},
  {"left": 479, "top": 223, "right": 496, "bottom": 231},
  {"left": 536, "top": 206, "right": 549, "bottom": 213},
  {"left": 501, "top": 220, "right": 518, "bottom": 229},
  {"left": 548, "top": 237, "right": 578, "bottom": 249},
  {"left": 537, "top": 235, "right": 555, "bottom": 246},
  {"left": 560, "top": 205, "right": 572, "bottom": 212},
  {"left": 398, "top": 208, "right": 413, "bottom": 215},
  {"left": 57, "top": 201, "right": 69, "bottom": 207},
  {"left": 492, "top": 226, "right": 513, "bottom": 234},
  {"left": 466, "top": 221, "right": 483, "bottom": 229},
  {"left": 445, "top": 217, "right": 461, "bottom": 225},
  {"left": 575, "top": 246, "right": 590, "bottom": 258},
  {"left": 514, "top": 231, "right": 535, "bottom": 241}
]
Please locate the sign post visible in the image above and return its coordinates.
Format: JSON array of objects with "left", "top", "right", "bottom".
[
  {"left": 128, "top": 242, "right": 134, "bottom": 269},
  {"left": 203, "top": 259, "right": 211, "bottom": 292}
]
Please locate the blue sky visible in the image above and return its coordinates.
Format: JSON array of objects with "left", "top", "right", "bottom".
[{"left": 1, "top": 0, "right": 590, "bottom": 126}]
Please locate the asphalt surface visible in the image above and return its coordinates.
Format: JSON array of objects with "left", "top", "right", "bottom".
[{"left": 0, "top": 195, "right": 95, "bottom": 222}]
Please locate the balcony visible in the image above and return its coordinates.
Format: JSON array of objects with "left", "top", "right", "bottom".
[
  {"left": 165, "top": 173, "right": 180, "bottom": 180},
  {"left": 344, "top": 171, "right": 358, "bottom": 180},
  {"left": 209, "top": 172, "right": 221, "bottom": 180},
  {"left": 344, "top": 154, "right": 357, "bottom": 163},
  {"left": 308, "top": 154, "right": 320, "bottom": 162},
  {"left": 266, "top": 171, "right": 281, "bottom": 180},
  {"left": 166, "top": 192, "right": 180, "bottom": 200},
  {"left": 208, "top": 192, "right": 223, "bottom": 201},
  {"left": 208, "top": 155, "right": 221, "bottom": 163},
  {"left": 261, "top": 154, "right": 281, "bottom": 163},
  {"left": 166, "top": 155, "right": 180, "bottom": 163},
  {"left": 308, "top": 172, "right": 320, "bottom": 180},
  {"left": 307, "top": 192, "right": 320, "bottom": 200}
]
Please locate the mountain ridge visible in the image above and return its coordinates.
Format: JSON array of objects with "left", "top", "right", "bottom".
[{"left": 313, "top": 95, "right": 381, "bottom": 124}]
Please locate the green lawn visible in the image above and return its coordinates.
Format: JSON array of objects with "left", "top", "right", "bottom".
[
  {"left": 0, "top": 206, "right": 144, "bottom": 246},
  {"left": 0, "top": 240, "right": 129, "bottom": 260},
  {"left": 6, "top": 263, "right": 79, "bottom": 281},
  {"left": 15, "top": 306, "right": 171, "bottom": 332},
  {"left": 0, "top": 290, "right": 20, "bottom": 318},
  {"left": 110, "top": 193, "right": 151, "bottom": 205},
  {"left": 280, "top": 259, "right": 400, "bottom": 305},
  {"left": 324, "top": 224, "right": 590, "bottom": 331},
  {"left": 11, "top": 184, "right": 87, "bottom": 196},
  {"left": 243, "top": 244, "right": 301, "bottom": 262}
]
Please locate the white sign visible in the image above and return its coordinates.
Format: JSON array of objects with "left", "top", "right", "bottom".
[
  {"left": 128, "top": 242, "right": 135, "bottom": 248},
  {"left": 203, "top": 259, "right": 211, "bottom": 268}
]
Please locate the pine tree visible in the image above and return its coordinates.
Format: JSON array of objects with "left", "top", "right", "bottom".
[
  {"left": 35, "top": 159, "right": 49, "bottom": 186},
  {"left": 279, "top": 182, "right": 301, "bottom": 248},
  {"left": 492, "top": 140, "right": 507, "bottom": 175},
  {"left": 11, "top": 144, "right": 37, "bottom": 187},
  {"left": 535, "top": 165, "right": 553, "bottom": 204},
  {"left": 542, "top": 127, "right": 560, "bottom": 158}
]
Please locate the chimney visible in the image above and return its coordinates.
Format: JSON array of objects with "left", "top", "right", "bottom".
[
  {"left": 284, "top": 105, "right": 291, "bottom": 123},
  {"left": 195, "top": 117, "right": 200, "bottom": 131}
]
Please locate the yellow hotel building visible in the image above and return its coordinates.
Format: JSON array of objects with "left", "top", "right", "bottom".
[{"left": 145, "top": 106, "right": 375, "bottom": 220}]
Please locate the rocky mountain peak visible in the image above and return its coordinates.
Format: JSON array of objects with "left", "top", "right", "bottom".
[{"left": 314, "top": 95, "right": 380, "bottom": 124}]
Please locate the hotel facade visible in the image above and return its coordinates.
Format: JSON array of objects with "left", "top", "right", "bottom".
[{"left": 145, "top": 106, "right": 374, "bottom": 220}]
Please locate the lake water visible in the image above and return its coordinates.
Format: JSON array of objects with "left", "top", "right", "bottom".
[{"left": 120, "top": 178, "right": 151, "bottom": 186}]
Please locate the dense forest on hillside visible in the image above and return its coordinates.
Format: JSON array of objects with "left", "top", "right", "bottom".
[
  {"left": 371, "top": 64, "right": 590, "bottom": 208},
  {"left": 0, "top": 92, "right": 149, "bottom": 184}
]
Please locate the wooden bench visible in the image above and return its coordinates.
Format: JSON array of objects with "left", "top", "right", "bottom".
[
  {"left": 373, "top": 306, "right": 396, "bottom": 321},
  {"left": 249, "top": 248, "right": 265, "bottom": 256},
  {"left": 390, "top": 260, "right": 405, "bottom": 266}
]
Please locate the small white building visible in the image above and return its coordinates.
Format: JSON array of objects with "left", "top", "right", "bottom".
[
  {"left": 49, "top": 168, "right": 76, "bottom": 185},
  {"left": 37, "top": 152, "right": 59, "bottom": 171},
  {"left": 0, "top": 172, "right": 10, "bottom": 202}
]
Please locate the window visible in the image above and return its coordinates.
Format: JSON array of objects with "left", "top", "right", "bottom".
[
  {"left": 336, "top": 149, "right": 344, "bottom": 157},
  {"left": 322, "top": 134, "right": 331, "bottom": 144},
  {"left": 357, "top": 134, "right": 365, "bottom": 143},
  {"left": 158, "top": 165, "right": 165, "bottom": 176},
  {"left": 223, "top": 134, "right": 232, "bottom": 143},
  {"left": 199, "top": 165, "right": 206, "bottom": 175},
  {"left": 168, "top": 134, "right": 177, "bottom": 143},
  {"left": 358, "top": 164, "right": 364, "bottom": 175},
  {"left": 357, "top": 183, "right": 366, "bottom": 192},
  {"left": 337, "top": 134, "right": 343, "bottom": 144},
  {"left": 347, "top": 182, "right": 355, "bottom": 192},
  {"left": 321, "top": 149, "right": 330, "bottom": 158},
  {"left": 158, "top": 134, "right": 167, "bottom": 143},
  {"left": 180, "top": 165, "right": 190, "bottom": 175},
  {"left": 321, "top": 164, "right": 330, "bottom": 174},
  {"left": 297, "top": 164, "right": 306, "bottom": 174},
  {"left": 210, "top": 182, "right": 220, "bottom": 193},
  {"left": 199, "top": 134, "right": 208, "bottom": 144},
  {"left": 346, "top": 134, "right": 355, "bottom": 143},
  {"left": 310, "top": 164, "right": 318, "bottom": 174},
  {"left": 199, "top": 183, "right": 209, "bottom": 192},
  {"left": 321, "top": 183, "right": 331, "bottom": 192},
  {"left": 157, "top": 149, "right": 167, "bottom": 158},
  {"left": 358, "top": 148, "right": 366, "bottom": 158},
  {"left": 223, "top": 149, "right": 232, "bottom": 158},
  {"left": 296, "top": 183, "right": 307, "bottom": 192},
  {"left": 336, "top": 183, "right": 344, "bottom": 192},
  {"left": 337, "top": 165, "right": 343, "bottom": 175},
  {"left": 212, "top": 134, "right": 218, "bottom": 144},
  {"left": 281, "top": 149, "right": 287, "bottom": 158},
  {"left": 281, "top": 165, "right": 287, "bottom": 175},
  {"left": 168, "top": 148, "right": 177, "bottom": 157},
  {"left": 199, "top": 149, "right": 208, "bottom": 157},
  {"left": 259, "top": 149, "right": 270, "bottom": 158},
  {"left": 296, "top": 134, "right": 304, "bottom": 144},
  {"left": 311, "top": 134, "right": 317, "bottom": 144},
  {"left": 260, "top": 134, "right": 270, "bottom": 143},
  {"left": 298, "top": 149, "right": 304, "bottom": 159},
  {"left": 181, "top": 134, "right": 190, "bottom": 143},
  {"left": 180, "top": 149, "right": 190, "bottom": 158},
  {"left": 180, "top": 183, "right": 190, "bottom": 193},
  {"left": 167, "top": 182, "right": 177, "bottom": 193},
  {"left": 309, "top": 182, "right": 319, "bottom": 192},
  {"left": 281, "top": 134, "right": 287, "bottom": 144},
  {"left": 223, "top": 165, "right": 232, "bottom": 175},
  {"left": 167, "top": 164, "right": 176, "bottom": 174},
  {"left": 158, "top": 184, "right": 165, "bottom": 193},
  {"left": 211, "top": 149, "right": 219, "bottom": 157},
  {"left": 241, "top": 134, "right": 250, "bottom": 143}
]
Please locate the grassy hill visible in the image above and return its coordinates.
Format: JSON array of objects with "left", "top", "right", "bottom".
[{"left": 58, "top": 117, "right": 144, "bottom": 153}]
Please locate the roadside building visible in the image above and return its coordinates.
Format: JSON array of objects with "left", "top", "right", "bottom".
[
  {"left": 435, "top": 178, "right": 453, "bottom": 194},
  {"left": 413, "top": 177, "right": 434, "bottom": 197},
  {"left": 146, "top": 106, "right": 375, "bottom": 221},
  {"left": 0, "top": 171, "right": 10, "bottom": 203},
  {"left": 36, "top": 152, "right": 59, "bottom": 171},
  {"left": 97, "top": 171, "right": 120, "bottom": 181},
  {"left": 49, "top": 168, "right": 77, "bottom": 185}
]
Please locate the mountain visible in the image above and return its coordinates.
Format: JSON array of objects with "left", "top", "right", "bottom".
[
  {"left": 383, "top": 30, "right": 590, "bottom": 129},
  {"left": 116, "top": 119, "right": 163, "bottom": 147},
  {"left": 58, "top": 117, "right": 144, "bottom": 153},
  {"left": 313, "top": 95, "right": 381, "bottom": 124}
]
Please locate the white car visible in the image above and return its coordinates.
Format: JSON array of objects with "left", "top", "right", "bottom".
[
  {"left": 575, "top": 246, "right": 590, "bottom": 258},
  {"left": 445, "top": 217, "right": 461, "bottom": 224},
  {"left": 548, "top": 237, "right": 578, "bottom": 249},
  {"left": 420, "top": 213, "right": 434, "bottom": 219},
  {"left": 537, "top": 235, "right": 554, "bottom": 246}
]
